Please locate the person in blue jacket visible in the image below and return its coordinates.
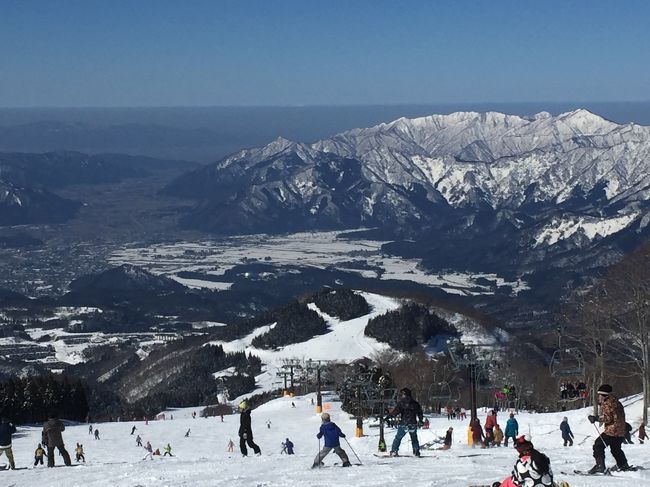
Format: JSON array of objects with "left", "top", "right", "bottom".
[
  {"left": 312, "top": 413, "right": 351, "bottom": 468},
  {"left": 560, "top": 417, "right": 574, "bottom": 446},
  {"left": 504, "top": 413, "right": 519, "bottom": 447}
]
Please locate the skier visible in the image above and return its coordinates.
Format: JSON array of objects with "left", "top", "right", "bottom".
[
  {"left": 143, "top": 441, "right": 153, "bottom": 460},
  {"left": 0, "top": 417, "right": 17, "bottom": 470},
  {"left": 94, "top": 428, "right": 100, "bottom": 440},
  {"left": 185, "top": 429, "right": 190, "bottom": 437},
  {"left": 163, "top": 443, "right": 173, "bottom": 456},
  {"left": 312, "top": 412, "right": 351, "bottom": 468},
  {"left": 560, "top": 417, "right": 574, "bottom": 446},
  {"left": 493, "top": 424, "right": 504, "bottom": 447},
  {"left": 587, "top": 383, "right": 631, "bottom": 473},
  {"left": 136, "top": 434, "right": 142, "bottom": 447},
  {"left": 42, "top": 413, "right": 72, "bottom": 467},
  {"left": 282, "top": 438, "right": 294, "bottom": 454},
  {"left": 89, "top": 424, "right": 93, "bottom": 435},
  {"left": 238, "top": 400, "right": 261, "bottom": 456},
  {"left": 34, "top": 443, "right": 47, "bottom": 466},
  {"left": 266, "top": 420, "right": 271, "bottom": 429},
  {"left": 131, "top": 425, "right": 137, "bottom": 435},
  {"left": 75, "top": 443, "right": 85, "bottom": 462},
  {"left": 504, "top": 413, "right": 519, "bottom": 447},
  {"left": 227, "top": 439, "right": 235, "bottom": 452},
  {"left": 637, "top": 422, "right": 648, "bottom": 444},
  {"left": 385, "top": 387, "right": 424, "bottom": 457},
  {"left": 496, "top": 435, "right": 554, "bottom": 487}
]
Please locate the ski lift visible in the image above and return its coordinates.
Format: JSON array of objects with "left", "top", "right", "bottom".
[
  {"left": 428, "top": 382, "right": 452, "bottom": 401},
  {"left": 549, "top": 348, "right": 585, "bottom": 378}
]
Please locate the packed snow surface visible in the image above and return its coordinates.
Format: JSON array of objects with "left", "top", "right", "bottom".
[{"left": 3, "top": 393, "right": 649, "bottom": 486}]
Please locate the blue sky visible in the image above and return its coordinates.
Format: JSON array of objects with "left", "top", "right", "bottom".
[{"left": 1, "top": 0, "right": 649, "bottom": 106}]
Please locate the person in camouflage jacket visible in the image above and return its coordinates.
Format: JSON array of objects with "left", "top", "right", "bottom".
[{"left": 587, "top": 384, "right": 630, "bottom": 473}]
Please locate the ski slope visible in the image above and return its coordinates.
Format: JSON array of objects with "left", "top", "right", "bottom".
[{"left": 2, "top": 393, "right": 649, "bottom": 486}]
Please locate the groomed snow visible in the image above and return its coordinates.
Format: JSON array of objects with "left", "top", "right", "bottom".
[{"left": 2, "top": 393, "right": 649, "bottom": 486}]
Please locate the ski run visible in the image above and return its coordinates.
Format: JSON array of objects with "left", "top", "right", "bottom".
[{"left": 1, "top": 392, "right": 649, "bottom": 486}]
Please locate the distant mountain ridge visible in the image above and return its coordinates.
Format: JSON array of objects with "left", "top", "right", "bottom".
[{"left": 166, "top": 109, "right": 650, "bottom": 242}]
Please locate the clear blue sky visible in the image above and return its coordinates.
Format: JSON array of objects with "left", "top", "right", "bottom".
[{"left": 1, "top": 0, "right": 649, "bottom": 107}]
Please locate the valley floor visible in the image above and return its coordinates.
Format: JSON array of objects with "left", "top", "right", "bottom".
[{"left": 2, "top": 393, "right": 649, "bottom": 486}]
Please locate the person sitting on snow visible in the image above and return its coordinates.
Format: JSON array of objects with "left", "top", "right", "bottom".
[{"left": 496, "top": 435, "right": 553, "bottom": 487}]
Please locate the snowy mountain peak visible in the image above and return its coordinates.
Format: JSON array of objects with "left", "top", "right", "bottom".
[{"left": 556, "top": 109, "right": 618, "bottom": 134}]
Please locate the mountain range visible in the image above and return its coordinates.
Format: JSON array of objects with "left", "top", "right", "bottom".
[{"left": 165, "top": 110, "right": 650, "bottom": 279}]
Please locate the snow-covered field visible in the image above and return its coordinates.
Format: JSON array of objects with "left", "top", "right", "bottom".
[
  {"left": 2, "top": 393, "right": 649, "bottom": 486},
  {"left": 108, "top": 230, "right": 528, "bottom": 296}
]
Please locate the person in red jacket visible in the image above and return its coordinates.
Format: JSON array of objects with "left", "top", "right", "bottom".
[{"left": 485, "top": 410, "right": 498, "bottom": 436}]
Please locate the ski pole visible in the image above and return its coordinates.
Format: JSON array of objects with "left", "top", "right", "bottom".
[
  {"left": 591, "top": 420, "right": 608, "bottom": 448},
  {"left": 344, "top": 437, "right": 363, "bottom": 465}
]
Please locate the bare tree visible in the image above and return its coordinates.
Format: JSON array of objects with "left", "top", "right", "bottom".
[
  {"left": 562, "top": 283, "right": 617, "bottom": 415},
  {"left": 602, "top": 244, "right": 650, "bottom": 424}
]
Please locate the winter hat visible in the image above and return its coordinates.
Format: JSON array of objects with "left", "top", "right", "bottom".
[
  {"left": 514, "top": 435, "right": 533, "bottom": 453},
  {"left": 400, "top": 387, "right": 412, "bottom": 397},
  {"left": 321, "top": 412, "right": 331, "bottom": 422},
  {"left": 597, "top": 384, "right": 613, "bottom": 395},
  {"left": 238, "top": 400, "right": 249, "bottom": 411}
]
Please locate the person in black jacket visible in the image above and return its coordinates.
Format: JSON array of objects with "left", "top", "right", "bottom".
[
  {"left": 560, "top": 417, "right": 574, "bottom": 446},
  {"left": 238, "top": 400, "right": 261, "bottom": 456},
  {"left": 0, "top": 417, "right": 17, "bottom": 470},
  {"left": 386, "top": 388, "right": 424, "bottom": 456}
]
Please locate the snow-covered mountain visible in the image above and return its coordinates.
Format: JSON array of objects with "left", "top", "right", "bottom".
[{"left": 165, "top": 110, "right": 650, "bottom": 288}]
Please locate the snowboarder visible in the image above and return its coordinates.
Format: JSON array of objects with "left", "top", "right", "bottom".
[
  {"left": 493, "top": 424, "right": 504, "bottom": 447},
  {"left": 504, "top": 413, "right": 519, "bottom": 446},
  {"left": 34, "top": 443, "right": 47, "bottom": 466},
  {"left": 227, "top": 439, "right": 235, "bottom": 452},
  {"left": 385, "top": 387, "right": 424, "bottom": 457},
  {"left": 313, "top": 412, "right": 351, "bottom": 468},
  {"left": 163, "top": 443, "right": 173, "bottom": 456},
  {"left": 560, "top": 417, "right": 574, "bottom": 446},
  {"left": 496, "top": 435, "right": 554, "bottom": 487},
  {"left": 136, "top": 435, "right": 142, "bottom": 447},
  {"left": 238, "top": 400, "right": 261, "bottom": 456},
  {"left": 75, "top": 443, "right": 85, "bottom": 462},
  {"left": 131, "top": 425, "right": 137, "bottom": 435},
  {"left": 284, "top": 438, "right": 294, "bottom": 454},
  {"left": 637, "top": 422, "right": 648, "bottom": 444},
  {"left": 0, "top": 417, "right": 17, "bottom": 470},
  {"left": 42, "top": 413, "right": 72, "bottom": 467},
  {"left": 94, "top": 428, "right": 100, "bottom": 440},
  {"left": 185, "top": 429, "right": 190, "bottom": 437},
  {"left": 587, "top": 383, "right": 631, "bottom": 473}
]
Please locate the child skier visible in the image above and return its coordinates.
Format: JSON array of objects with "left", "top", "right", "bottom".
[
  {"left": 163, "top": 443, "right": 173, "bottom": 457},
  {"left": 75, "top": 443, "right": 85, "bottom": 462},
  {"left": 313, "top": 413, "right": 351, "bottom": 468},
  {"left": 497, "top": 435, "right": 554, "bottom": 487},
  {"left": 560, "top": 417, "right": 574, "bottom": 446},
  {"left": 34, "top": 443, "right": 47, "bottom": 466},
  {"left": 227, "top": 439, "right": 235, "bottom": 452},
  {"left": 493, "top": 424, "right": 504, "bottom": 447},
  {"left": 136, "top": 434, "right": 142, "bottom": 447}
]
